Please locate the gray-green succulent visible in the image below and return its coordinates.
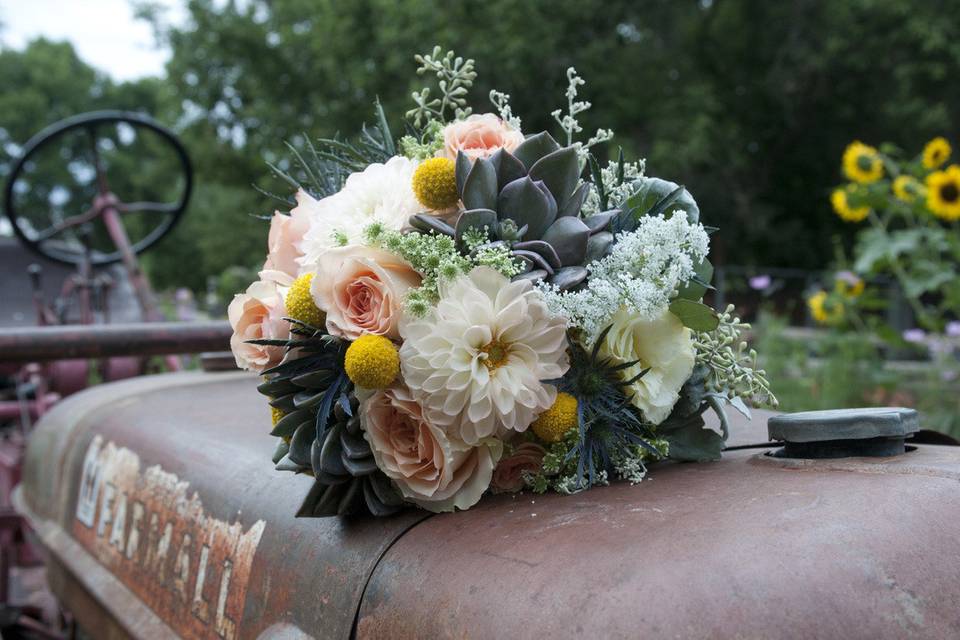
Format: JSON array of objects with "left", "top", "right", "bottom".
[{"left": 410, "top": 132, "right": 617, "bottom": 291}]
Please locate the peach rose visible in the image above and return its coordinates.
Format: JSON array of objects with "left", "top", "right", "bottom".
[
  {"left": 310, "top": 245, "right": 420, "bottom": 340},
  {"left": 262, "top": 190, "right": 313, "bottom": 278},
  {"left": 362, "top": 385, "right": 502, "bottom": 512},
  {"left": 228, "top": 270, "right": 293, "bottom": 373},
  {"left": 441, "top": 113, "right": 524, "bottom": 161},
  {"left": 490, "top": 442, "right": 546, "bottom": 494}
]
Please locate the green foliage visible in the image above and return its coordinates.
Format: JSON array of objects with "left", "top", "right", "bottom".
[
  {"left": 8, "top": 0, "right": 960, "bottom": 298},
  {"left": 754, "top": 312, "right": 960, "bottom": 438}
]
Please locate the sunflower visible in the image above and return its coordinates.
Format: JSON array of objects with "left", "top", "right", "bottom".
[
  {"left": 830, "top": 186, "right": 870, "bottom": 222},
  {"left": 892, "top": 175, "right": 922, "bottom": 203},
  {"left": 808, "top": 291, "right": 844, "bottom": 325},
  {"left": 925, "top": 164, "right": 960, "bottom": 221},
  {"left": 833, "top": 271, "right": 865, "bottom": 299},
  {"left": 922, "top": 137, "right": 951, "bottom": 170},
  {"left": 842, "top": 141, "right": 884, "bottom": 184}
]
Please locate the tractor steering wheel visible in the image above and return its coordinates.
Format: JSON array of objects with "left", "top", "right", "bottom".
[{"left": 3, "top": 111, "right": 192, "bottom": 266}]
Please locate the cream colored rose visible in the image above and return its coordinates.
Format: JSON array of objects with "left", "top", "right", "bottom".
[
  {"left": 490, "top": 442, "right": 545, "bottom": 494},
  {"left": 228, "top": 270, "right": 293, "bottom": 373},
  {"left": 600, "top": 307, "right": 696, "bottom": 425},
  {"left": 441, "top": 113, "right": 524, "bottom": 161},
  {"left": 262, "top": 190, "right": 313, "bottom": 277},
  {"left": 362, "top": 385, "right": 502, "bottom": 512},
  {"left": 310, "top": 245, "right": 421, "bottom": 340}
]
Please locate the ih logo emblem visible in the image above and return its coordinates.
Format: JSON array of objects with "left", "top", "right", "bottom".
[{"left": 74, "top": 435, "right": 266, "bottom": 640}]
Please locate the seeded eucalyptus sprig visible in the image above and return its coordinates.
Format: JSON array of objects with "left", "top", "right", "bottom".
[
  {"left": 694, "top": 305, "right": 778, "bottom": 408},
  {"left": 407, "top": 46, "right": 477, "bottom": 127}
]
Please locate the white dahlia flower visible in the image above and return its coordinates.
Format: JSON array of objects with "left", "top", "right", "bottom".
[
  {"left": 299, "top": 156, "right": 421, "bottom": 265},
  {"left": 399, "top": 267, "right": 569, "bottom": 445},
  {"left": 599, "top": 306, "right": 696, "bottom": 425}
]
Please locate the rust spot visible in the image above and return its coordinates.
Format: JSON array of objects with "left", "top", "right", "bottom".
[{"left": 73, "top": 435, "right": 265, "bottom": 640}]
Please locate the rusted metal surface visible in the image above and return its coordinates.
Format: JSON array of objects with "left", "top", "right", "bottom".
[
  {"left": 0, "top": 321, "right": 232, "bottom": 362},
  {"left": 357, "top": 445, "right": 960, "bottom": 639},
  {"left": 17, "top": 372, "right": 427, "bottom": 639},
  {"left": 16, "top": 369, "right": 960, "bottom": 639}
]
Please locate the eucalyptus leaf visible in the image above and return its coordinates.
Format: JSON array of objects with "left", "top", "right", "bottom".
[
  {"left": 669, "top": 298, "right": 720, "bottom": 331},
  {"left": 677, "top": 257, "right": 715, "bottom": 300},
  {"left": 620, "top": 177, "right": 700, "bottom": 226},
  {"left": 659, "top": 413, "right": 724, "bottom": 462}
]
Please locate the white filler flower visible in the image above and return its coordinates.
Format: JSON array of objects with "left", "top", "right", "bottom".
[
  {"left": 300, "top": 156, "right": 421, "bottom": 265},
  {"left": 400, "top": 267, "right": 569, "bottom": 445}
]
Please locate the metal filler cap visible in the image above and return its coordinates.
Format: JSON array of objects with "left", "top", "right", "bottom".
[{"left": 767, "top": 407, "right": 919, "bottom": 459}]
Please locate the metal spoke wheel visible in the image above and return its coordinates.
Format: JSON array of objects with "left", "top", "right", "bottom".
[{"left": 3, "top": 111, "right": 192, "bottom": 266}]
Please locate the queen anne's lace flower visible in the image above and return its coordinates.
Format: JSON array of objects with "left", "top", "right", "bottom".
[
  {"left": 538, "top": 213, "right": 709, "bottom": 339},
  {"left": 299, "top": 156, "right": 421, "bottom": 265},
  {"left": 399, "top": 267, "right": 569, "bottom": 445}
]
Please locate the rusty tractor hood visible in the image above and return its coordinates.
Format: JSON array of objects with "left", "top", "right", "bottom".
[{"left": 15, "top": 372, "right": 960, "bottom": 639}]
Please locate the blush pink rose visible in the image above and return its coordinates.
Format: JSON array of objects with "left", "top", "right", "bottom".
[
  {"left": 490, "top": 442, "right": 546, "bottom": 494},
  {"left": 310, "top": 246, "right": 421, "bottom": 340},
  {"left": 441, "top": 113, "right": 524, "bottom": 161},
  {"left": 262, "top": 190, "right": 313, "bottom": 278},
  {"left": 228, "top": 270, "right": 293, "bottom": 373},
  {"left": 362, "top": 385, "right": 502, "bottom": 512}
]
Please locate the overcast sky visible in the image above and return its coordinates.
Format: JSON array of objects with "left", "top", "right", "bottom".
[{"left": 0, "top": 0, "right": 184, "bottom": 81}]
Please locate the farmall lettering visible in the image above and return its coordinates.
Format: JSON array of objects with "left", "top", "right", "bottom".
[{"left": 74, "top": 436, "right": 266, "bottom": 639}]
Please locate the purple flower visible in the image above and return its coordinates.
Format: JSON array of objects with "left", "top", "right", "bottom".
[
  {"left": 946, "top": 321, "right": 960, "bottom": 338},
  {"left": 902, "top": 328, "right": 926, "bottom": 343},
  {"left": 749, "top": 274, "right": 772, "bottom": 291}
]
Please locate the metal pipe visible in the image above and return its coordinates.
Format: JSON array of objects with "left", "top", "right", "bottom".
[{"left": 0, "top": 321, "right": 232, "bottom": 362}]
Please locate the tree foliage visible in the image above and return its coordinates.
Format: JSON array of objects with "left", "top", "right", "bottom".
[{"left": 3, "top": 0, "right": 960, "bottom": 294}]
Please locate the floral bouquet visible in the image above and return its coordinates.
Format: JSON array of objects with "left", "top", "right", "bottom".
[{"left": 228, "top": 48, "right": 777, "bottom": 518}]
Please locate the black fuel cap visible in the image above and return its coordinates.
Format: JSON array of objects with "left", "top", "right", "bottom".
[{"left": 768, "top": 407, "right": 919, "bottom": 459}]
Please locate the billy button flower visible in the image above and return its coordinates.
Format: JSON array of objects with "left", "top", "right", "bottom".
[
  {"left": 270, "top": 405, "right": 292, "bottom": 443},
  {"left": 531, "top": 392, "right": 579, "bottom": 443},
  {"left": 411, "top": 157, "right": 459, "bottom": 210},
  {"left": 830, "top": 185, "right": 870, "bottom": 222},
  {"left": 922, "top": 137, "right": 951, "bottom": 170},
  {"left": 892, "top": 175, "right": 922, "bottom": 203},
  {"left": 344, "top": 334, "right": 400, "bottom": 389},
  {"left": 285, "top": 273, "right": 324, "bottom": 328},
  {"left": 842, "top": 141, "right": 884, "bottom": 184},
  {"left": 925, "top": 164, "right": 960, "bottom": 221}
]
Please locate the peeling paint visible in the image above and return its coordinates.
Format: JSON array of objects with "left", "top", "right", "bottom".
[{"left": 73, "top": 435, "right": 265, "bottom": 640}]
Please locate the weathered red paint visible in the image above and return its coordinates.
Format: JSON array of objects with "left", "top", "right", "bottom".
[
  {"left": 16, "top": 372, "right": 427, "bottom": 639},
  {"left": 14, "top": 372, "right": 960, "bottom": 639},
  {"left": 356, "top": 447, "right": 960, "bottom": 639}
]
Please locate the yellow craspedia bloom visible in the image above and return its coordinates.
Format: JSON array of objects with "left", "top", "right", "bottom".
[
  {"left": 922, "top": 137, "right": 951, "bottom": 170},
  {"left": 344, "top": 334, "right": 399, "bottom": 389},
  {"left": 892, "top": 175, "right": 922, "bottom": 203},
  {"left": 808, "top": 291, "right": 844, "bottom": 325},
  {"left": 270, "top": 405, "right": 291, "bottom": 443},
  {"left": 842, "top": 141, "right": 884, "bottom": 184},
  {"left": 531, "top": 392, "right": 579, "bottom": 443},
  {"left": 285, "top": 273, "right": 324, "bottom": 328},
  {"left": 411, "top": 157, "right": 459, "bottom": 210},
  {"left": 830, "top": 186, "right": 870, "bottom": 222},
  {"left": 925, "top": 164, "right": 960, "bottom": 221}
]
